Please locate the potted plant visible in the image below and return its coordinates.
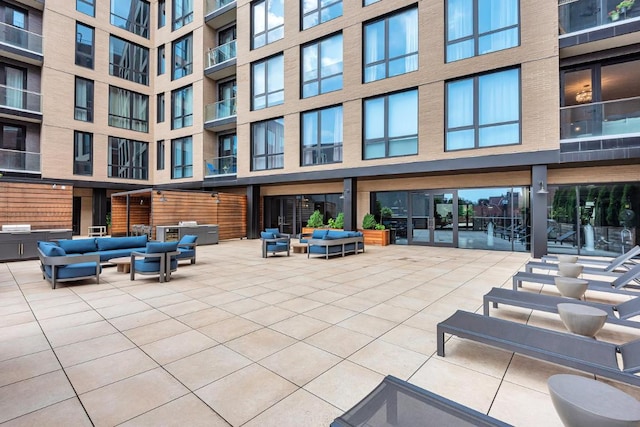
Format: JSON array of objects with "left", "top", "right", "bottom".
[
  {"left": 360, "top": 213, "right": 390, "bottom": 246},
  {"left": 302, "top": 210, "right": 325, "bottom": 235}
]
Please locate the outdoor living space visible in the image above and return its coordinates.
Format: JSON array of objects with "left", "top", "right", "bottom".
[{"left": 2, "top": 240, "right": 640, "bottom": 426}]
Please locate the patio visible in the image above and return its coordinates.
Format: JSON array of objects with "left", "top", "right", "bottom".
[{"left": 1, "top": 240, "right": 640, "bottom": 426}]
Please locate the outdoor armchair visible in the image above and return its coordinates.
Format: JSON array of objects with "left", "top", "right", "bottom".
[
  {"left": 37, "top": 241, "right": 101, "bottom": 289},
  {"left": 130, "top": 241, "right": 179, "bottom": 283},
  {"left": 176, "top": 234, "right": 198, "bottom": 264},
  {"left": 261, "top": 228, "right": 290, "bottom": 258}
]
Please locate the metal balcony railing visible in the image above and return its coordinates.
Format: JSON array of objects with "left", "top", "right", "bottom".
[
  {"left": 205, "top": 0, "right": 236, "bottom": 15},
  {"left": 0, "top": 85, "right": 42, "bottom": 113},
  {"left": 560, "top": 96, "right": 640, "bottom": 140},
  {"left": 0, "top": 148, "right": 41, "bottom": 173},
  {"left": 0, "top": 22, "right": 43, "bottom": 54},
  {"left": 559, "top": 0, "right": 640, "bottom": 35},
  {"left": 204, "top": 155, "right": 237, "bottom": 176},
  {"left": 204, "top": 97, "right": 237, "bottom": 122},
  {"left": 206, "top": 40, "right": 236, "bottom": 68}
]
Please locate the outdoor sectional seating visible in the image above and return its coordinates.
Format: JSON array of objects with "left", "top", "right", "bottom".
[
  {"left": 55, "top": 235, "right": 150, "bottom": 262},
  {"left": 305, "top": 229, "right": 365, "bottom": 259},
  {"left": 37, "top": 241, "right": 101, "bottom": 289}
]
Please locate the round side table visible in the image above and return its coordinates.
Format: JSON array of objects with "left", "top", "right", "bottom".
[
  {"left": 548, "top": 374, "right": 640, "bottom": 427},
  {"left": 557, "top": 303, "right": 607, "bottom": 338}
]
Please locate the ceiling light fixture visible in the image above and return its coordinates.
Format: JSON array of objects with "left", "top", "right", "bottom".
[{"left": 575, "top": 85, "right": 592, "bottom": 104}]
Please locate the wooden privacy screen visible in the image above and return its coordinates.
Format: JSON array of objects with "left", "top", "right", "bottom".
[
  {"left": 0, "top": 182, "right": 73, "bottom": 230},
  {"left": 111, "top": 190, "right": 247, "bottom": 240}
]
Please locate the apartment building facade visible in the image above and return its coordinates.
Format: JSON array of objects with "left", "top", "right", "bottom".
[{"left": 1, "top": 0, "right": 638, "bottom": 258}]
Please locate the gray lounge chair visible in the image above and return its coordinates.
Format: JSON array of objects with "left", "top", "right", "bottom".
[
  {"left": 541, "top": 245, "right": 640, "bottom": 268},
  {"left": 527, "top": 245, "right": 640, "bottom": 277},
  {"left": 437, "top": 310, "right": 640, "bottom": 387},
  {"left": 513, "top": 263, "right": 640, "bottom": 296},
  {"left": 484, "top": 287, "right": 640, "bottom": 328},
  {"left": 554, "top": 230, "right": 576, "bottom": 245}
]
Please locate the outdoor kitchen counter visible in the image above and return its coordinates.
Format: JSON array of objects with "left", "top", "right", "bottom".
[{"left": 0, "top": 229, "right": 72, "bottom": 261}]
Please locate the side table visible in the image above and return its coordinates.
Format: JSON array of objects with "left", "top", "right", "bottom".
[{"left": 291, "top": 242, "right": 308, "bottom": 254}]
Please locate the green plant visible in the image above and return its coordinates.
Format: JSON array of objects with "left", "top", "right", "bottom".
[
  {"left": 327, "top": 212, "right": 344, "bottom": 229},
  {"left": 362, "top": 213, "right": 377, "bottom": 230},
  {"left": 380, "top": 206, "right": 393, "bottom": 219},
  {"left": 307, "top": 210, "right": 324, "bottom": 228},
  {"left": 105, "top": 213, "right": 111, "bottom": 227},
  {"left": 374, "top": 223, "right": 386, "bottom": 230}
]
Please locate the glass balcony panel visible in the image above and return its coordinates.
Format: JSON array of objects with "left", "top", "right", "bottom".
[
  {"left": 204, "top": 97, "right": 237, "bottom": 122},
  {"left": 206, "top": 40, "right": 236, "bottom": 68},
  {"left": 205, "top": 0, "right": 236, "bottom": 15},
  {"left": 559, "top": 0, "right": 640, "bottom": 35},
  {"left": 0, "top": 148, "right": 40, "bottom": 173},
  {"left": 0, "top": 85, "right": 42, "bottom": 113},
  {"left": 204, "top": 155, "right": 237, "bottom": 176},
  {"left": 560, "top": 97, "right": 640, "bottom": 140},
  {"left": 0, "top": 22, "right": 43, "bottom": 54}
]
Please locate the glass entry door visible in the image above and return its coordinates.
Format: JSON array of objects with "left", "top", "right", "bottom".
[
  {"left": 409, "top": 191, "right": 457, "bottom": 246},
  {"left": 265, "top": 197, "right": 296, "bottom": 235}
]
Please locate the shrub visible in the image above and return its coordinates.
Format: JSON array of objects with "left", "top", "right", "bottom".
[
  {"left": 362, "top": 213, "right": 377, "bottom": 230},
  {"left": 307, "top": 210, "right": 324, "bottom": 228},
  {"left": 328, "top": 212, "right": 344, "bottom": 229},
  {"left": 374, "top": 223, "right": 386, "bottom": 230}
]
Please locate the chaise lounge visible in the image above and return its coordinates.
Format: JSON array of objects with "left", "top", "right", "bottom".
[
  {"left": 526, "top": 245, "right": 640, "bottom": 277},
  {"left": 437, "top": 310, "right": 640, "bottom": 387},
  {"left": 512, "top": 263, "right": 640, "bottom": 296},
  {"left": 541, "top": 245, "right": 640, "bottom": 268},
  {"left": 483, "top": 287, "right": 640, "bottom": 328}
]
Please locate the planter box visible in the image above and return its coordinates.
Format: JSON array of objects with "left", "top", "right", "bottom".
[{"left": 360, "top": 229, "right": 390, "bottom": 246}]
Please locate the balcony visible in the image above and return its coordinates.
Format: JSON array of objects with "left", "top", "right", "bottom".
[
  {"left": 205, "top": 0, "right": 237, "bottom": 29},
  {"left": 205, "top": 40, "right": 237, "bottom": 80},
  {"left": 0, "top": 22, "right": 43, "bottom": 64},
  {"left": 0, "top": 148, "right": 40, "bottom": 174},
  {"left": 204, "top": 155, "right": 237, "bottom": 177},
  {"left": 559, "top": 0, "right": 640, "bottom": 47},
  {"left": 0, "top": 85, "right": 42, "bottom": 122},
  {"left": 204, "top": 98, "right": 236, "bottom": 131}
]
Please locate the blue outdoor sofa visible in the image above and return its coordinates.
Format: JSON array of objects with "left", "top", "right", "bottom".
[
  {"left": 303, "top": 229, "right": 365, "bottom": 259},
  {"left": 37, "top": 241, "right": 101, "bottom": 289}
]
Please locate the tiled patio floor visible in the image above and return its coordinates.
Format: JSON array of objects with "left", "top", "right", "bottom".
[{"left": 2, "top": 240, "right": 640, "bottom": 426}]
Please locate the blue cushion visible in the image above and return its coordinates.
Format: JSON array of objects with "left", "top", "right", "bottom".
[
  {"left": 96, "top": 235, "right": 148, "bottom": 251},
  {"left": 44, "top": 262, "right": 100, "bottom": 280},
  {"left": 266, "top": 242, "right": 288, "bottom": 252},
  {"left": 176, "top": 249, "right": 195, "bottom": 259},
  {"left": 265, "top": 228, "right": 280, "bottom": 235},
  {"left": 327, "top": 230, "right": 350, "bottom": 239},
  {"left": 57, "top": 238, "right": 97, "bottom": 254},
  {"left": 261, "top": 231, "right": 276, "bottom": 239},
  {"left": 178, "top": 234, "right": 197, "bottom": 245},
  {"left": 143, "top": 242, "right": 178, "bottom": 263},
  {"left": 134, "top": 258, "right": 178, "bottom": 272},
  {"left": 311, "top": 229, "right": 329, "bottom": 239},
  {"left": 38, "top": 241, "right": 66, "bottom": 257}
]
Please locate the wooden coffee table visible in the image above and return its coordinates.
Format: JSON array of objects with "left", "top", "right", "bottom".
[
  {"left": 109, "top": 257, "right": 132, "bottom": 273},
  {"left": 292, "top": 242, "right": 307, "bottom": 254}
]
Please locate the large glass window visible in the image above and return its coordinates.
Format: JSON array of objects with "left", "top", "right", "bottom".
[
  {"left": 546, "top": 183, "right": 639, "bottom": 257},
  {"left": 0, "top": 123, "right": 26, "bottom": 171},
  {"left": 364, "top": 7, "right": 418, "bottom": 83},
  {"left": 302, "top": 0, "right": 342, "bottom": 30},
  {"left": 77, "top": 0, "right": 95, "bottom": 16},
  {"left": 74, "top": 131, "right": 93, "bottom": 176},
  {"left": 74, "top": 77, "right": 93, "bottom": 122},
  {"left": 171, "top": 136, "right": 193, "bottom": 178},
  {"left": 252, "top": 54, "right": 284, "bottom": 110},
  {"left": 75, "top": 23, "right": 94, "bottom": 69},
  {"left": 1, "top": 64, "right": 26, "bottom": 109},
  {"left": 446, "top": 68, "right": 520, "bottom": 151},
  {"left": 302, "top": 105, "right": 343, "bottom": 166},
  {"left": 109, "top": 35, "right": 149, "bottom": 85},
  {"left": 252, "top": 118, "right": 284, "bottom": 171},
  {"left": 364, "top": 89, "right": 418, "bottom": 159},
  {"left": 108, "top": 136, "right": 148, "bottom": 179},
  {"left": 172, "top": 34, "right": 193, "bottom": 80},
  {"left": 252, "top": 0, "right": 284, "bottom": 49},
  {"left": 110, "top": 0, "right": 150, "bottom": 38},
  {"left": 108, "top": 86, "right": 149, "bottom": 132},
  {"left": 172, "top": 0, "right": 193, "bottom": 30},
  {"left": 302, "top": 34, "right": 343, "bottom": 98},
  {"left": 446, "top": 0, "right": 519, "bottom": 63},
  {"left": 172, "top": 85, "right": 193, "bottom": 129}
]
